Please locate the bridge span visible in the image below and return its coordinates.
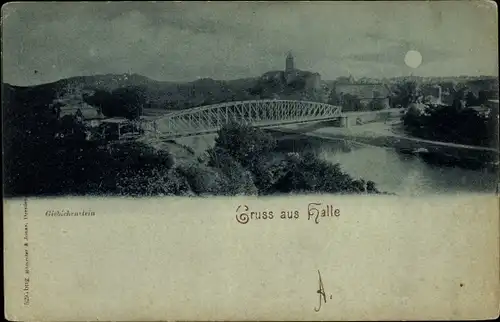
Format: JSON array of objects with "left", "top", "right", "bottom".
[
  {"left": 142, "top": 99, "right": 344, "bottom": 139},
  {"left": 136, "top": 99, "right": 498, "bottom": 155}
]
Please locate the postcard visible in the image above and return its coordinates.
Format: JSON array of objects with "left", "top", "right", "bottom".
[{"left": 3, "top": 1, "right": 499, "bottom": 320}]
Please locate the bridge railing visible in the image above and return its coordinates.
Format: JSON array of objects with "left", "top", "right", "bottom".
[{"left": 152, "top": 100, "right": 342, "bottom": 138}]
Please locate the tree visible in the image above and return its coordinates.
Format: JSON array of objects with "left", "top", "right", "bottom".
[
  {"left": 211, "top": 122, "right": 277, "bottom": 168},
  {"left": 205, "top": 123, "right": 384, "bottom": 195},
  {"left": 116, "top": 168, "right": 192, "bottom": 196},
  {"left": 83, "top": 89, "right": 115, "bottom": 115},
  {"left": 466, "top": 91, "right": 478, "bottom": 107},
  {"left": 366, "top": 181, "right": 378, "bottom": 193},
  {"left": 111, "top": 87, "right": 145, "bottom": 120},
  {"left": 205, "top": 149, "right": 258, "bottom": 195},
  {"left": 367, "top": 99, "right": 386, "bottom": 111},
  {"left": 390, "top": 81, "right": 420, "bottom": 109},
  {"left": 401, "top": 102, "right": 494, "bottom": 148},
  {"left": 270, "top": 152, "right": 375, "bottom": 194},
  {"left": 451, "top": 88, "right": 466, "bottom": 109},
  {"left": 401, "top": 103, "right": 426, "bottom": 136},
  {"left": 83, "top": 86, "right": 146, "bottom": 120},
  {"left": 58, "top": 115, "right": 86, "bottom": 139},
  {"left": 477, "top": 90, "right": 490, "bottom": 105},
  {"left": 341, "top": 93, "right": 364, "bottom": 112},
  {"left": 177, "top": 164, "right": 228, "bottom": 195},
  {"left": 327, "top": 86, "right": 340, "bottom": 105}
]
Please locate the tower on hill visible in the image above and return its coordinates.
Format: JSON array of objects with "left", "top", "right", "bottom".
[{"left": 285, "top": 51, "right": 295, "bottom": 72}]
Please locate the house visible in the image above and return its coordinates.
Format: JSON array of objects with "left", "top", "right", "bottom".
[
  {"left": 334, "top": 83, "right": 392, "bottom": 108},
  {"left": 55, "top": 101, "right": 105, "bottom": 126},
  {"left": 73, "top": 107, "right": 106, "bottom": 127},
  {"left": 98, "top": 117, "right": 144, "bottom": 141},
  {"left": 475, "top": 99, "right": 499, "bottom": 118}
]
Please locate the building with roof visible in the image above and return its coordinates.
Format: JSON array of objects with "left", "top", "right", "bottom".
[
  {"left": 334, "top": 83, "right": 392, "bottom": 109},
  {"left": 283, "top": 52, "right": 322, "bottom": 91},
  {"left": 96, "top": 117, "right": 146, "bottom": 141},
  {"left": 57, "top": 105, "right": 144, "bottom": 141},
  {"left": 73, "top": 106, "right": 106, "bottom": 128},
  {"left": 471, "top": 99, "right": 500, "bottom": 118},
  {"left": 259, "top": 52, "right": 323, "bottom": 96}
]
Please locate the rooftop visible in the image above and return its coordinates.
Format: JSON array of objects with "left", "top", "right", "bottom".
[
  {"left": 60, "top": 105, "right": 105, "bottom": 120},
  {"left": 335, "top": 83, "right": 391, "bottom": 99},
  {"left": 100, "top": 117, "right": 130, "bottom": 124}
]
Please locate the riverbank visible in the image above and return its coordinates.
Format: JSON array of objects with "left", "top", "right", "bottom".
[
  {"left": 271, "top": 121, "right": 499, "bottom": 171},
  {"left": 133, "top": 123, "right": 389, "bottom": 196},
  {"left": 271, "top": 130, "right": 498, "bottom": 195}
]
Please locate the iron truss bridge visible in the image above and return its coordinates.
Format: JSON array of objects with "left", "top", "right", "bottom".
[{"left": 143, "top": 100, "right": 343, "bottom": 139}]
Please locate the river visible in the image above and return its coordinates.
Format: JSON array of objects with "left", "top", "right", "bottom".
[{"left": 276, "top": 135, "right": 498, "bottom": 196}]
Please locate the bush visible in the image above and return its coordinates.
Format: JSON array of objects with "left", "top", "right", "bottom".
[
  {"left": 390, "top": 81, "right": 420, "bottom": 109},
  {"left": 109, "top": 142, "right": 175, "bottom": 171},
  {"left": 83, "top": 86, "right": 145, "bottom": 120},
  {"left": 206, "top": 123, "right": 382, "bottom": 195},
  {"left": 341, "top": 94, "right": 365, "bottom": 112},
  {"left": 177, "top": 163, "right": 228, "bottom": 195},
  {"left": 207, "top": 147, "right": 258, "bottom": 195},
  {"left": 368, "top": 99, "right": 386, "bottom": 111},
  {"left": 249, "top": 154, "right": 289, "bottom": 193},
  {"left": 116, "top": 168, "right": 192, "bottom": 196},
  {"left": 402, "top": 104, "right": 494, "bottom": 147},
  {"left": 268, "top": 152, "right": 378, "bottom": 194},
  {"left": 212, "top": 122, "right": 277, "bottom": 168}
]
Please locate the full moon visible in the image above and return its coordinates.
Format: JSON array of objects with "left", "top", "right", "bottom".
[{"left": 404, "top": 50, "right": 422, "bottom": 68}]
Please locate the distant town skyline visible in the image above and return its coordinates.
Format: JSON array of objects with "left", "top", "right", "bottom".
[{"left": 2, "top": 1, "right": 498, "bottom": 86}]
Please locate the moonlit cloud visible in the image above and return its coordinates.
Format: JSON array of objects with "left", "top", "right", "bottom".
[{"left": 2, "top": 1, "right": 498, "bottom": 86}]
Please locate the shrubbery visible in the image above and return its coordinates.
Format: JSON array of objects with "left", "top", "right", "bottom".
[
  {"left": 402, "top": 104, "right": 496, "bottom": 147},
  {"left": 210, "top": 121, "right": 277, "bottom": 168},
  {"left": 341, "top": 94, "right": 365, "bottom": 112},
  {"left": 203, "top": 123, "right": 381, "bottom": 195},
  {"left": 116, "top": 168, "right": 192, "bottom": 197},
  {"left": 83, "top": 86, "right": 146, "bottom": 120},
  {"left": 5, "top": 112, "right": 382, "bottom": 196},
  {"left": 177, "top": 163, "right": 228, "bottom": 195},
  {"left": 264, "top": 152, "right": 379, "bottom": 194},
  {"left": 367, "top": 99, "right": 386, "bottom": 111},
  {"left": 206, "top": 146, "right": 259, "bottom": 195}
]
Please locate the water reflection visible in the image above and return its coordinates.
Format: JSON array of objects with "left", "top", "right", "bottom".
[{"left": 277, "top": 136, "right": 497, "bottom": 196}]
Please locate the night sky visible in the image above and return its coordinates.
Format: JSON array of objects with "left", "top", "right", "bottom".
[{"left": 2, "top": 1, "right": 498, "bottom": 86}]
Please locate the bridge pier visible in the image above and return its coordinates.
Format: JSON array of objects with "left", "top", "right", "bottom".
[{"left": 339, "top": 116, "right": 350, "bottom": 128}]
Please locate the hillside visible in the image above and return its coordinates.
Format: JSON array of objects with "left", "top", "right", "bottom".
[
  {"left": 4, "top": 73, "right": 497, "bottom": 117},
  {"left": 2, "top": 70, "right": 327, "bottom": 117},
  {"left": 1, "top": 70, "right": 328, "bottom": 197}
]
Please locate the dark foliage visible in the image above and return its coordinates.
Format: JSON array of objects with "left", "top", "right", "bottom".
[
  {"left": 83, "top": 86, "right": 146, "bottom": 119},
  {"left": 3, "top": 84, "right": 176, "bottom": 196},
  {"left": 270, "top": 152, "right": 378, "bottom": 194},
  {"left": 4, "top": 83, "right": 382, "bottom": 197},
  {"left": 466, "top": 90, "right": 491, "bottom": 107},
  {"left": 208, "top": 123, "right": 381, "bottom": 195},
  {"left": 210, "top": 122, "right": 277, "bottom": 168},
  {"left": 341, "top": 93, "right": 365, "bottom": 112},
  {"left": 402, "top": 104, "right": 496, "bottom": 147},
  {"left": 327, "top": 86, "right": 341, "bottom": 105},
  {"left": 390, "top": 81, "right": 420, "bottom": 109}
]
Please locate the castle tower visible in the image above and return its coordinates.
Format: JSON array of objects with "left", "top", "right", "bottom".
[{"left": 285, "top": 51, "right": 295, "bottom": 72}]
